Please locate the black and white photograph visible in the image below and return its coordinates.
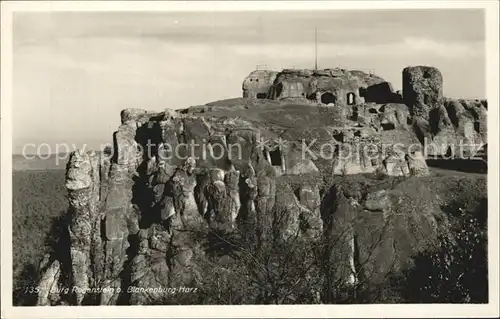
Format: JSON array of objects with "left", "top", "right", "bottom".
[{"left": 1, "top": 1, "right": 499, "bottom": 318}]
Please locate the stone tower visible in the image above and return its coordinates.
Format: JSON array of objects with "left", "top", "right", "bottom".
[{"left": 402, "top": 66, "right": 443, "bottom": 119}]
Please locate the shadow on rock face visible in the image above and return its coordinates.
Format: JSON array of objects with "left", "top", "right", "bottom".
[{"left": 426, "top": 158, "right": 487, "bottom": 174}]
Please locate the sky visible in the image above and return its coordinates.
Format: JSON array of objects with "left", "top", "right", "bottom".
[{"left": 12, "top": 9, "right": 485, "bottom": 154}]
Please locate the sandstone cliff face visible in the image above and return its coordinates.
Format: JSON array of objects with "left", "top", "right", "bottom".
[
  {"left": 36, "top": 65, "right": 486, "bottom": 305},
  {"left": 270, "top": 68, "right": 388, "bottom": 106},
  {"left": 242, "top": 70, "right": 278, "bottom": 99},
  {"left": 241, "top": 65, "right": 487, "bottom": 161},
  {"left": 65, "top": 150, "right": 103, "bottom": 305},
  {"left": 401, "top": 66, "right": 487, "bottom": 157},
  {"left": 424, "top": 98, "right": 487, "bottom": 157},
  {"left": 37, "top": 103, "right": 432, "bottom": 305},
  {"left": 243, "top": 68, "right": 401, "bottom": 106},
  {"left": 403, "top": 66, "right": 444, "bottom": 119}
]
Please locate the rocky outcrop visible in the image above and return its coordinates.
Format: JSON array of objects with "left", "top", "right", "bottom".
[
  {"left": 36, "top": 64, "right": 486, "bottom": 305},
  {"left": 254, "top": 171, "right": 277, "bottom": 246},
  {"left": 37, "top": 103, "right": 431, "bottom": 303},
  {"left": 242, "top": 70, "right": 278, "bottom": 99},
  {"left": 224, "top": 165, "right": 242, "bottom": 228},
  {"left": 100, "top": 120, "right": 142, "bottom": 305},
  {"left": 401, "top": 66, "right": 486, "bottom": 158},
  {"left": 266, "top": 68, "right": 391, "bottom": 106},
  {"left": 426, "top": 98, "right": 487, "bottom": 157},
  {"left": 297, "top": 184, "right": 323, "bottom": 238},
  {"left": 37, "top": 260, "right": 61, "bottom": 306},
  {"left": 65, "top": 150, "right": 102, "bottom": 305},
  {"left": 321, "top": 174, "right": 452, "bottom": 296},
  {"left": 403, "top": 66, "right": 443, "bottom": 119},
  {"left": 243, "top": 68, "right": 405, "bottom": 106},
  {"left": 409, "top": 98, "right": 487, "bottom": 157},
  {"left": 378, "top": 103, "right": 411, "bottom": 129}
]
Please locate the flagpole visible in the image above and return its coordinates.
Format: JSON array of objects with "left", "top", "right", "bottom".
[{"left": 315, "top": 27, "right": 318, "bottom": 70}]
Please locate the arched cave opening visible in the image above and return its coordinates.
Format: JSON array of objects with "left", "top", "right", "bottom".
[
  {"left": 369, "top": 108, "right": 378, "bottom": 114},
  {"left": 474, "top": 122, "right": 480, "bottom": 132},
  {"left": 333, "top": 131, "right": 344, "bottom": 143},
  {"left": 269, "top": 149, "right": 283, "bottom": 166},
  {"left": 347, "top": 92, "right": 356, "bottom": 105},
  {"left": 256, "top": 93, "right": 267, "bottom": 99},
  {"left": 359, "top": 87, "right": 367, "bottom": 98},
  {"left": 351, "top": 106, "right": 359, "bottom": 121},
  {"left": 321, "top": 92, "right": 337, "bottom": 105},
  {"left": 274, "top": 83, "right": 283, "bottom": 98}
]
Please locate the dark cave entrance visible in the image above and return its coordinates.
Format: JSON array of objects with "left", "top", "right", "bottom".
[
  {"left": 381, "top": 123, "right": 396, "bottom": 130},
  {"left": 256, "top": 93, "right": 267, "bottom": 99},
  {"left": 424, "top": 94, "right": 430, "bottom": 105},
  {"left": 333, "top": 131, "right": 344, "bottom": 143},
  {"left": 269, "top": 149, "right": 282, "bottom": 166},
  {"left": 274, "top": 83, "right": 283, "bottom": 98},
  {"left": 352, "top": 106, "right": 359, "bottom": 121},
  {"left": 321, "top": 92, "right": 336, "bottom": 105}
]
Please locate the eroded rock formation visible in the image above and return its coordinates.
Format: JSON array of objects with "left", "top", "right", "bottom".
[
  {"left": 401, "top": 66, "right": 486, "bottom": 157},
  {"left": 403, "top": 66, "right": 444, "bottom": 119},
  {"left": 242, "top": 70, "right": 278, "bottom": 99},
  {"left": 243, "top": 68, "right": 402, "bottom": 106},
  {"left": 36, "top": 64, "right": 487, "bottom": 305},
  {"left": 241, "top": 65, "right": 487, "bottom": 160}
]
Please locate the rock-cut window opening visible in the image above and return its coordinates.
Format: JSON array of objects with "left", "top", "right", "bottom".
[
  {"left": 269, "top": 149, "right": 283, "bottom": 166},
  {"left": 275, "top": 83, "right": 283, "bottom": 98},
  {"left": 424, "top": 94, "right": 430, "bottom": 105},
  {"left": 333, "top": 131, "right": 344, "bottom": 143},
  {"left": 321, "top": 92, "right": 336, "bottom": 105},
  {"left": 381, "top": 123, "right": 396, "bottom": 131},
  {"left": 352, "top": 106, "right": 359, "bottom": 121},
  {"left": 347, "top": 92, "right": 356, "bottom": 105},
  {"left": 256, "top": 93, "right": 267, "bottom": 99}
]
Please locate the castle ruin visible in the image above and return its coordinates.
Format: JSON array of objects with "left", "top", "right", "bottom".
[{"left": 34, "top": 64, "right": 487, "bottom": 306}]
